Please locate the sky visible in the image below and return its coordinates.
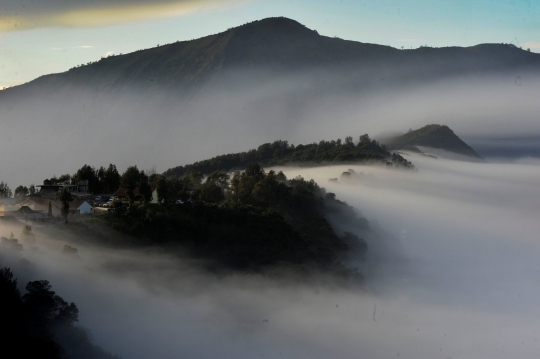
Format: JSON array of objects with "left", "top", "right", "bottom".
[{"left": 1, "top": 0, "right": 539, "bottom": 89}]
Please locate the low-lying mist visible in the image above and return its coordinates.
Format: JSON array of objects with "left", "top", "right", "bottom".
[
  {"left": 2, "top": 154, "right": 539, "bottom": 358},
  {"left": 1, "top": 68, "right": 539, "bottom": 187}
]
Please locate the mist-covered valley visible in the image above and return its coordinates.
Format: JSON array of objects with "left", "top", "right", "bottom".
[
  {"left": 2, "top": 153, "right": 540, "bottom": 359},
  {"left": 2, "top": 16, "right": 540, "bottom": 359}
]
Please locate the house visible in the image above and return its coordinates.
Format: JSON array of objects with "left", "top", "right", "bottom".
[
  {"left": 113, "top": 187, "right": 141, "bottom": 200},
  {"left": 72, "top": 199, "right": 93, "bottom": 214},
  {"left": 15, "top": 206, "right": 48, "bottom": 222},
  {"left": 21, "top": 197, "right": 93, "bottom": 216},
  {"left": 24, "top": 197, "right": 62, "bottom": 217},
  {"left": 0, "top": 197, "right": 26, "bottom": 213}
]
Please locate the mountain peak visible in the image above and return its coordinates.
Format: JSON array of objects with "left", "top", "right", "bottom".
[
  {"left": 388, "top": 124, "right": 483, "bottom": 159},
  {"left": 232, "top": 17, "right": 318, "bottom": 35}
]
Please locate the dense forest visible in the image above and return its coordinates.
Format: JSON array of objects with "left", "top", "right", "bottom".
[
  {"left": 163, "top": 134, "right": 415, "bottom": 178},
  {"left": 105, "top": 163, "right": 368, "bottom": 277},
  {"left": 0, "top": 267, "right": 119, "bottom": 359}
]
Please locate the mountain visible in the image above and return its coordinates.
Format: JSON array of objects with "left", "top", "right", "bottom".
[
  {"left": 386, "top": 124, "right": 483, "bottom": 159},
  {"left": 0, "top": 17, "right": 538, "bottom": 187},
  {"left": 3, "top": 17, "right": 539, "bottom": 99}
]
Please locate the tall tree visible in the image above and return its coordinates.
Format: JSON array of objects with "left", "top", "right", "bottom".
[
  {"left": 121, "top": 166, "right": 140, "bottom": 204},
  {"left": 59, "top": 189, "right": 73, "bottom": 223},
  {"left": 103, "top": 164, "right": 121, "bottom": 193},
  {"left": 0, "top": 181, "right": 12, "bottom": 198},
  {"left": 156, "top": 175, "right": 169, "bottom": 204},
  {"left": 14, "top": 186, "right": 29, "bottom": 197},
  {"left": 200, "top": 171, "right": 230, "bottom": 203},
  {"left": 72, "top": 165, "right": 99, "bottom": 193},
  {"left": 138, "top": 171, "right": 152, "bottom": 204}
]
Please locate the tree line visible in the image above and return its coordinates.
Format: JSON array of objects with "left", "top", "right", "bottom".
[
  {"left": 163, "top": 134, "right": 414, "bottom": 178},
  {"left": 0, "top": 267, "right": 119, "bottom": 359}
]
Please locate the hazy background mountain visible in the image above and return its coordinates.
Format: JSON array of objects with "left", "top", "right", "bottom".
[
  {"left": 1, "top": 17, "right": 539, "bottom": 187},
  {"left": 387, "top": 124, "right": 483, "bottom": 160}
]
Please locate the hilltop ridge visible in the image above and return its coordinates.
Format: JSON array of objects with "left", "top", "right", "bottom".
[{"left": 387, "top": 124, "right": 483, "bottom": 159}]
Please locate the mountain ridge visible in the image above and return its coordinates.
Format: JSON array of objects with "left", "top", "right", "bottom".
[{"left": 2, "top": 17, "right": 539, "bottom": 100}]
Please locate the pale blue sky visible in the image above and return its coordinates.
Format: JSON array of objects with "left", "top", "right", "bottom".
[{"left": 1, "top": 0, "right": 539, "bottom": 88}]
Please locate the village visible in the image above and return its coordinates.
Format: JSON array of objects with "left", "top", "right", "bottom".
[{"left": 0, "top": 180, "right": 160, "bottom": 226}]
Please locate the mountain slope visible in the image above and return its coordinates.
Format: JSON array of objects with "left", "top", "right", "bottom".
[
  {"left": 0, "top": 17, "right": 538, "bottom": 187},
  {"left": 387, "top": 124, "right": 483, "bottom": 159},
  {"left": 2, "top": 17, "right": 539, "bottom": 101}
]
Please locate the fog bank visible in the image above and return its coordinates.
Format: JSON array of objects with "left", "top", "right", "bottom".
[
  {"left": 1, "top": 69, "right": 539, "bottom": 188},
  {"left": 1, "top": 155, "right": 539, "bottom": 358}
]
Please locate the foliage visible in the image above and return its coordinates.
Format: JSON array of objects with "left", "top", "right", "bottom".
[
  {"left": 0, "top": 267, "right": 119, "bottom": 359},
  {"left": 14, "top": 185, "right": 29, "bottom": 197},
  {"left": 106, "top": 163, "right": 368, "bottom": 275},
  {"left": 163, "top": 135, "right": 414, "bottom": 178},
  {"left": 59, "top": 189, "right": 74, "bottom": 221},
  {"left": 72, "top": 165, "right": 101, "bottom": 193},
  {"left": 0, "top": 181, "right": 12, "bottom": 198},
  {"left": 121, "top": 166, "right": 141, "bottom": 204}
]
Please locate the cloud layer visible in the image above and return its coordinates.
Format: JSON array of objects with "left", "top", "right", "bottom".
[
  {"left": 2, "top": 155, "right": 540, "bottom": 358},
  {"left": 0, "top": 0, "right": 245, "bottom": 32}
]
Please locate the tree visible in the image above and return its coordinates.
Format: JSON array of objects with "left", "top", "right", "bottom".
[
  {"left": 72, "top": 165, "right": 99, "bottom": 193},
  {"left": 121, "top": 166, "right": 141, "bottom": 204},
  {"left": 345, "top": 136, "right": 354, "bottom": 146},
  {"left": 59, "top": 189, "right": 73, "bottom": 222},
  {"left": 138, "top": 171, "right": 152, "bottom": 204},
  {"left": 103, "top": 164, "right": 121, "bottom": 193},
  {"left": 0, "top": 181, "right": 12, "bottom": 198},
  {"left": 29, "top": 184, "right": 36, "bottom": 196},
  {"left": 228, "top": 171, "right": 241, "bottom": 203},
  {"left": 56, "top": 174, "right": 71, "bottom": 184},
  {"left": 156, "top": 175, "right": 169, "bottom": 204},
  {"left": 14, "top": 185, "right": 29, "bottom": 197},
  {"left": 359, "top": 134, "right": 371, "bottom": 145},
  {"left": 200, "top": 171, "right": 229, "bottom": 203}
]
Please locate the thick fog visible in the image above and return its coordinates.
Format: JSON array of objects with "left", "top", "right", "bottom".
[
  {"left": 2, "top": 154, "right": 540, "bottom": 358},
  {"left": 1, "top": 68, "right": 539, "bottom": 188}
]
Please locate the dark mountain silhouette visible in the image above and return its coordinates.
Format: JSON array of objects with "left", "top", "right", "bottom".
[
  {"left": 387, "top": 124, "right": 483, "bottom": 159},
  {"left": 2, "top": 17, "right": 539, "bottom": 102}
]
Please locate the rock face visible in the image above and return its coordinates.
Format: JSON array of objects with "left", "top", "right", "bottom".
[{"left": 387, "top": 125, "right": 483, "bottom": 159}]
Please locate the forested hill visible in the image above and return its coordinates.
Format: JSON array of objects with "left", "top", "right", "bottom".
[{"left": 163, "top": 134, "right": 414, "bottom": 178}]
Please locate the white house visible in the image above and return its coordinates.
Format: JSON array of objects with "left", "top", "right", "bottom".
[{"left": 74, "top": 200, "right": 93, "bottom": 214}]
